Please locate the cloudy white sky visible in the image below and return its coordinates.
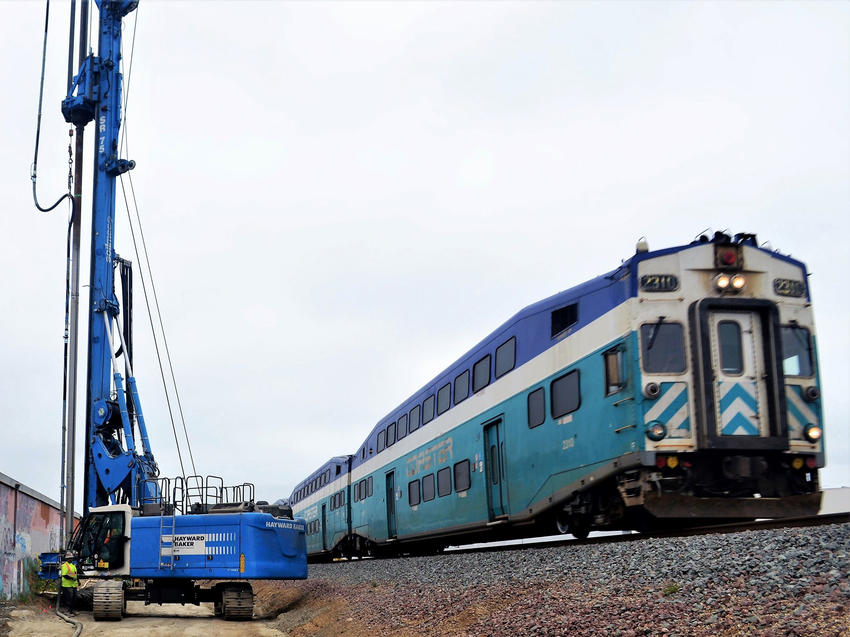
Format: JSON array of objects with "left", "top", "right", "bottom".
[{"left": 1, "top": 1, "right": 848, "bottom": 514}]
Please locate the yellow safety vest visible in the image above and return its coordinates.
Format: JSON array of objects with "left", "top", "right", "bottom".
[{"left": 60, "top": 561, "right": 78, "bottom": 588}]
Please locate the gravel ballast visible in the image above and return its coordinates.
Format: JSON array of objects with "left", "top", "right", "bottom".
[{"left": 264, "top": 522, "right": 850, "bottom": 636}]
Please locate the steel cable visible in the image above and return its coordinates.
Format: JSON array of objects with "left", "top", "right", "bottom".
[{"left": 32, "top": 0, "right": 72, "bottom": 212}]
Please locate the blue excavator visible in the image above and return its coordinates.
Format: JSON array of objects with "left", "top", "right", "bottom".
[{"left": 36, "top": 0, "right": 306, "bottom": 620}]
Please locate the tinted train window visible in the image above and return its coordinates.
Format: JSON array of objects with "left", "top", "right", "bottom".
[
  {"left": 437, "top": 383, "right": 451, "bottom": 415},
  {"left": 495, "top": 337, "right": 516, "bottom": 378},
  {"left": 454, "top": 371, "right": 469, "bottom": 405},
  {"left": 718, "top": 321, "right": 743, "bottom": 374},
  {"left": 377, "top": 430, "right": 386, "bottom": 452},
  {"left": 353, "top": 485, "right": 359, "bottom": 503},
  {"left": 640, "top": 322, "right": 686, "bottom": 373},
  {"left": 387, "top": 422, "right": 396, "bottom": 446},
  {"left": 409, "top": 405, "right": 421, "bottom": 432},
  {"left": 781, "top": 325, "right": 813, "bottom": 376},
  {"left": 454, "top": 460, "right": 471, "bottom": 492},
  {"left": 473, "top": 355, "right": 490, "bottom": 393},
  {"left": 437, "top": 467, "right": 452, "bottom": 497},
  {"left": 527, "top": 387, "right": 546, "bottom": 428},
  {"left": 551, "top": 303, "right": 578, "bottom": 337},
  {"left": 551, "top": 370, "right": 580, "bottom": 418},
  {"left": 422, "top": 474, "right": 435, "bottom": 502},
  {"left": 397, "top": 414, "right": 408, "bottom": 440},
  {"left": 408, "top": 480, "right": 420, "bottom": 506},
  {"left": 368, "top": 476, "right": 373, "bottom": 497},
  {"left": 422, "top": 396, "right": 435, "bottom": 424}
]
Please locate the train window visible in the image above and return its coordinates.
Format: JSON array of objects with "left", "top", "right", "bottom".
[
  {"left": 551, "top": 303, "right": 578, "bottom": 338},
  {"left": 340, "top": 490, "right": 345, "bottom": 506},
  {"left": 437, "top": 383, "right": 451, "bottom": 415},
  {"left": 454, "top": 371, "right": 469, "bottom": 405},
  {"left": 781, "top": 325, "right": 813, "bottom": 376},
  {"left": 473, "top": 355, "right": 491, "bottom": 393},
  {"left": 454, "top": 460, "right": 471, "bottom": 492},
  {"left": 361, "top": 447, "right": 365, "bottom": 460},
  {"left": 353, "top": 486, "right": 359, "bottom": 503},
  {"left": 527, "top": 387, "right": 546, "bottom": 428},
  {"left": 423, "top": 396, "right": 435, "bottom": 424},
  {"left": 640, "top": 322, "right": 686, "bottom": 373},
  {"left": 368, "top": 476, "right": 373, "bottom": 497},
  {"left": 408, "top": 480, "right": 420, "bottom": 507},
  {"left": 718, "top": 321, "right": 744, "bottom": 374},
  {"left": 377, "top": 430, "right": 386, "bottom": 453},
  {"left": 422, "top": 473, "right": 435, "bottom": 502},
  {"left": 409, "top": 405, "right": 421, "bottom": 432},
  {"left": 397, "top": 414, "right": 408, "bottom": 440},
  {"left": 604, "top": 348, "right": 626, "bottom": 396},
  {"left": 551, "top": 370, "right": 581, "bottom": 418},
  {"left": 360, "top": 480, "right": 367, "bottom": 501},
  {"left": 437, "top": 467, "right": 452, "bottom": 497},
  {"left": 387, "top": 422, "right": 396, "bottom": 447},
  {"left": 495, "top": 337, "right": 516, "bottom": 378}
]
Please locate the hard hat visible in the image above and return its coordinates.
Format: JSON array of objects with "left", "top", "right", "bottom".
[{"left": 64, "top": 551, "right": 74, "bottom": 559}]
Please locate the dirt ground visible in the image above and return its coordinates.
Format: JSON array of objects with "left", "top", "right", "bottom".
[{"left": 5, "top": 582, "right": 371, "bottom": 637}]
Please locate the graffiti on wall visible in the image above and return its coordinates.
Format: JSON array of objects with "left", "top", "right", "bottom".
[{"left": 0, "top": 480, "right": 63, "bottom": 599}]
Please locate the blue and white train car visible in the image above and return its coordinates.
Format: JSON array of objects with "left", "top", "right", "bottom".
[
  {"left": 290, "top": 456, "right": 352, "bottom": 555},
  {"left": 292, "top": 232, "right": 824, "bottom": 557}
]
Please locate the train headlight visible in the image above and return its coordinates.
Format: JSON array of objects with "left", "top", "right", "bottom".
[
  {"left": 791, "top": 457, "right": 804, "bottom": 470},
  {"left": 803, "top": 423, "right": 822, "bottom": 443},
  {"left": 731, "top": 274, "right": 746, "bottom": 290},
  {"left": 714, "top": 274, "right": 731, "bottom": 291},
  {"left": 646, "top": 421, "right": 667, "bottom": 442}
]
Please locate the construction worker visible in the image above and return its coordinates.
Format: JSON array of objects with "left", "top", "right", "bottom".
[{"left": 59, "top": 551, "right": 78, "bottom": 615}]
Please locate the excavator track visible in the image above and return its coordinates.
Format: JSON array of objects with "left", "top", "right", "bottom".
[
  {"left": 92, "top": 580, "right": 124, "bottom": 621},
  {"left": 220, "top": 583, "right": 254, "bottom": 620}
]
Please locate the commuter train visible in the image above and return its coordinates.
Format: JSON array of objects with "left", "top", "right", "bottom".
[{"left": 289, "top": 232, "right": 824, "bottom": 558}]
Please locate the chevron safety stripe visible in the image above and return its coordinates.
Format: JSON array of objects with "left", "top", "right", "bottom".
[
  {"left": 644, "top": 382, "right": 691, "bottom": 438},
  {"left": 785, "top": 385, "right": 819, "bottom": 440},
  {"left": 718, "top": 381, "right": 760, "bottom": 436}
]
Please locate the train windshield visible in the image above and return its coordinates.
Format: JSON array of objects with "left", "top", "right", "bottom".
[
  {"left": 781, "top": 325, "right": 813, "bottom": 376},
  {"left": 640, "top": 322, "right": 686, "bottom": 373}
]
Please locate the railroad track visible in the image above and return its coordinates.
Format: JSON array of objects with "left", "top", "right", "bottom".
[{"left": 446, "top": 511, "right": 850, "bottom": 556}]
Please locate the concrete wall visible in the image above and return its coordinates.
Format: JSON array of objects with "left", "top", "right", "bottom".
[{"left": 0, "top": 472, "right": 63, "bottom": 599}]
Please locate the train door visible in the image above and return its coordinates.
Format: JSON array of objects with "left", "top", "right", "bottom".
[
  {"left": 321, "top": 504, "right": 327, "bottom": 551},
  {"left": 385, "top": 471, "right": 397, "bottom": 539},
  {"left": 709, "top": 311, "right": 769, "bottom": 437},
  {"left": 483, "top": 419, "right": 507, "bottom": 519},
  {"left": 690, "top": 299, "right": 787, "bottom": 450}
]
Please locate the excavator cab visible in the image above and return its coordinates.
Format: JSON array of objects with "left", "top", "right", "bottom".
[{"left": 70, "top": 505, "right": 132, "bottom": 574}]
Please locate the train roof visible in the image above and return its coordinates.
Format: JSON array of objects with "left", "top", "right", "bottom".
[{"left": 291, "top": 455, "right": 351, "bottom": 496}]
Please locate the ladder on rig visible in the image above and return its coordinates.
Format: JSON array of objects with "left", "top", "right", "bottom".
[{"left": 159, "top": 513, "right": 176, "bottom": 570}]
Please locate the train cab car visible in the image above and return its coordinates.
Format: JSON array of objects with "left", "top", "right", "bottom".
[{"left": 292, "top": 231, "right": 823, "bottom": 556}]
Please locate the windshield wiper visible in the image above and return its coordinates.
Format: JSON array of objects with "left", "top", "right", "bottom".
[{"left": 647, "top": 316, "right": 666, "bottom": 350}]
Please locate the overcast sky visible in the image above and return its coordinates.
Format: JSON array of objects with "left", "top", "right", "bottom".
[{"left": 1, "top": 1, "right": 848, "bottom": 514}]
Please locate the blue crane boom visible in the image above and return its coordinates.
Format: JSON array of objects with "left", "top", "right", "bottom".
[
  {"left": 62, "top": 0, "right": 158, "bottom": 512},
  {"left": 38, "top": 0, "right": 307, "bottom": 620}
]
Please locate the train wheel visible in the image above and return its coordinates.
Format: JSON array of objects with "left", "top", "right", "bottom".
[
  {"left": 556, "top": 514, "right": 590, "bottom": 540},
  {"left": 570, "top": 521, "right": 590, "bottom": 540},
  {"left": 92, "top": 580, "right": 124, "bottom": 621}
]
